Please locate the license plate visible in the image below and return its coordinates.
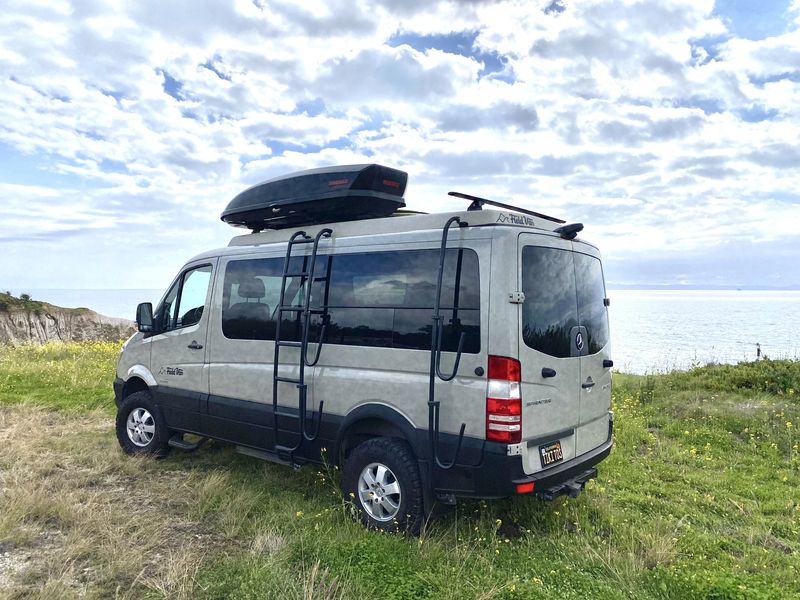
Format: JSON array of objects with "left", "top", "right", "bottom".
[{"left": 539, "top": 440, "right": 564, "bottom": 467}]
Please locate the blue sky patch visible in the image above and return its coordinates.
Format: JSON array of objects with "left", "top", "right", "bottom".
[
  {"left": 202, "top": 60, "right": 232, "bottom": 81},
  {"left": 159, "top": 70, "right": 184, "bottom": 100},
  {"left": 739, "top": 105, "right": 779, "bottom": 123},
  {"left": 0, "top": 143, "right": 102, "bottom": 190},
  {"left": 713, "top": 0, "right": 792, "bottom": 40},
  {"left": 388, "top": 30, "right": 512, "bottom": 80}
]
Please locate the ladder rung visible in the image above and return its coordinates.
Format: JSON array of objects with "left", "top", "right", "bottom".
[
  {"left": 275, "top": 410, "right": 297, "bottom": 418},
  {"left": 283, "top": 271, "right": 309, "bottom": 278},
  {"left": 276, "top": 340, "right": 302, "bottom": 348},
  {"left": 278, "top": 306, "right": 304, "bottom": 312},
  {"left": 274, "top": 376, "right": 305, "bottom": 385}
]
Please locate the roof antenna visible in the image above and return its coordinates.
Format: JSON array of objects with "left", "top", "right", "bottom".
[{"left": 554, "top": 223, "right": 584, "bottom": 240}]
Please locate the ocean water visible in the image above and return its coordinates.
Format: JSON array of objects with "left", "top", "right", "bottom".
[
  {"left": 11, "top": 288, "right": 800, "bottom": 374},
  {"left": 609, "top": 290, "right": 800, "bottom": 373}
]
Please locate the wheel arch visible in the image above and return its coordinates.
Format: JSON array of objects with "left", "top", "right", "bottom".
[
  {"left": 125, "top": 365, "right": 156, "bottom": 386},
  {"left": 122, "top": 365, "right": 156, "bottom": 400},
  {"left": 334, "top": 404, "right": 422, "bottom": 467},
  {"left": 122, "top": 376, "right": 150, "bottom": 400}
]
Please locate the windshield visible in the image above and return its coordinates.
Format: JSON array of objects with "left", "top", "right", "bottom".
[{"left": 521, "top": 246, "right": 609, "bottom": 357}]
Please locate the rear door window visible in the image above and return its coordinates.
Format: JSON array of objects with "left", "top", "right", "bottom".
[
  {"left": 574, "top": 252, "right": 609, "bottom": 354},
  {"left": 521, "top": 246, "right": 578, "bottom": 358},
  {"left": 521, "top": 246, "right": 608, "bottom": 357}
]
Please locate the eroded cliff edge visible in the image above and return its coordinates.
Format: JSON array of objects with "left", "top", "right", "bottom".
[{"left": 0, "top": 294, "right": 134, "bottom": 344}]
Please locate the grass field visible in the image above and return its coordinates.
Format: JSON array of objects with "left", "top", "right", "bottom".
[{"left": 0, "top": 342, "right": 798, "bottom": 599}]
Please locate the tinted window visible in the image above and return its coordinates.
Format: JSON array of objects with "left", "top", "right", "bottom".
[
  {"left": 221, "top": 257, "right": 305, "bottom": 341},
  {"left": 521, "top": 246, "right": 609, "bottom": 357},
  {"left": 574, "top": 253, "right": 609, "bottom": 354},
  {"left": 322, "top": 249, "right": 478, "bottom": 310},
  {"left": 521, "top": 247, "right": 578, "bottom": 358},
  {"left": 222, "top": 248, "right": 481, "bottom": 353}
]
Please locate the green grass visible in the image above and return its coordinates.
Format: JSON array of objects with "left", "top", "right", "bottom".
[
  {"left": 0, "top": 342, "right": 798, "bottom": 599},
  {"left": 0, "top": 341, "right": 120, "bottom": 411}
]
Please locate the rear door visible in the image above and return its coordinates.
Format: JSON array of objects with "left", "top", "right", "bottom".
[
  {"left": 573, "top": 246, "right": 612, "bottom": 456},
  {"left": 518, "top": 235, "right": 582, "bottom": 471}
]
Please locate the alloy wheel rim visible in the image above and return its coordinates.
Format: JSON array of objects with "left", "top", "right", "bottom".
[
  {"left": 126, "top": 407, "right": 155, "bottom": 447},
  {"left": 358, "top": 462, "right": 401, "bottom": 522}
]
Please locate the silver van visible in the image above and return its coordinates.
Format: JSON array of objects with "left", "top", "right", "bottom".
[{"left": 114, "top": 164, "right": 613, "bottom": 532}]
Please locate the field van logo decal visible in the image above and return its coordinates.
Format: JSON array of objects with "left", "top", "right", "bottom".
[
  {"left": 158, "top": 366, "right": 184, "bottom": 376},
  {"left": 496, "top": 213, "right": 535, "bottom": 226},
  {"left": 575, "top": 331, "right": 584, "bottom": 352}
]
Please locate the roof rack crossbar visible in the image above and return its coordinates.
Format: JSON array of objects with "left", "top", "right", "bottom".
[{"left": 447, "top": 191, "right": 566, "bottom": 224}]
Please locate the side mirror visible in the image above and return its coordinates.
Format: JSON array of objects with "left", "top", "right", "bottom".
[{"left": 136, "top": 302, "right": 155, "bottom": 333}]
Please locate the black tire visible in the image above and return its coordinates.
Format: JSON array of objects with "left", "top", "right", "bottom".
[
  {"left": 115, "top": 391, "right": 171, "bottom": 458},
  {"left": 342, "top": 437, "right": 424, "bottom": 534}
]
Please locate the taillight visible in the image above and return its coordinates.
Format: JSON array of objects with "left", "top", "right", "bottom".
[{"left": 486, "top": 355, "right": 522, "bottom": 444}]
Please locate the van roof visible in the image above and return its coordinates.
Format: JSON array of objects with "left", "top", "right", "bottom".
[
  {"left": 184, "top": 208, "right": 596, "bottom": 265},
  {"left": 227, "top": 208, "right": 563, "bottom": 248}
]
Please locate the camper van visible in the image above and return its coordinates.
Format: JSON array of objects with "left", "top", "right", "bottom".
[{"left": 113, "top": 164, "right": 613, "bottom": 532}]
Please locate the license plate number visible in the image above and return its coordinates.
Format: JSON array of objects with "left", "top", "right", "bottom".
[{"left": 539, "top": 440, "right": 564, "bottom": 467}]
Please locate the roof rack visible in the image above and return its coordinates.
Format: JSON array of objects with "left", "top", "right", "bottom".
[{"left": 448, "top": 191, "right": 565, "bottom": 224}]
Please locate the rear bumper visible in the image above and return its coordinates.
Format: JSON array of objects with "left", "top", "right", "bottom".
[
  {"left": 432, "top": 419, "right": 613, "bottom": 499},
  {"left": 516, "top": 439, "right": 611, "bottom": 499}
]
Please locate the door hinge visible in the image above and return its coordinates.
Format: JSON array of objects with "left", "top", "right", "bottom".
[{"left": 508, "top": 291, "right": 525, "bottom": 304}]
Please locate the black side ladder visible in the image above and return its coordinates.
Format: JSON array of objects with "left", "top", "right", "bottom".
[
  {"left": 427, "top": 216, "right": 468, "bottom": 471},
  {"left": 272, "top": 227, "right": 332, "bottom": 462}
]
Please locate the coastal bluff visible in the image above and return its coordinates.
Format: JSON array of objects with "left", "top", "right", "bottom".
[{"left": 0, "top": 293, "right": 135, "bottom": 344}]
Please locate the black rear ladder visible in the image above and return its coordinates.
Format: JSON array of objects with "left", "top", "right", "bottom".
[
  {"left": 272, "top": 228, "right": 332, "bottom": 462},
  {"left": 427, "top": 216, "right": 468, "bottom": 472}
]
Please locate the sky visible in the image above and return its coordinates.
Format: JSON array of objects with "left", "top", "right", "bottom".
[{"left": 0, "top": 0, "right": 799, "bottom": 293}]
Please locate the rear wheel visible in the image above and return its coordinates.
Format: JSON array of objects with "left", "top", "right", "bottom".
[
  {"left": 115, "top": 391, "right": 170, "bottom": 457},
  {"left": 342, "top": 438, "right": 424, "bottom": 534}
]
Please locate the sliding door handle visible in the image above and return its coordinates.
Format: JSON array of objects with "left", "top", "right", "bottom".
[{"left": 187, "top": 341, "right": 203, "bottom": 350}]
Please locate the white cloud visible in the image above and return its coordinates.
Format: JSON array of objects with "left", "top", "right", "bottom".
[{"left": 0, "top": 0, "right": 798, "bottom": 290}]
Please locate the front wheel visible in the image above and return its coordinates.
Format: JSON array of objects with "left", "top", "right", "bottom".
[
  {"left": 342, "top": 438, "right": 424, "bottom": 534},
  {"left": 115, "top": 391, "right": 170, "bottom": 457}
]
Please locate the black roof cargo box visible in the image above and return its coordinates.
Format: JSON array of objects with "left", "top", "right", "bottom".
[{"left": 221, "top": 164, "right": 407, "bottom": 231}]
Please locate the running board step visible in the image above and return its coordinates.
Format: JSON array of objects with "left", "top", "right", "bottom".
[
  {"left": 168, "top": 434, "right": 208, "bottom": 452},
  {"left": 236, "top": 445, "right": 298, "bottom": 468}
]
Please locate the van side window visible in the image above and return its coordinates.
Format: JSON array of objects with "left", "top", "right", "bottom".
[
  {"left": 176, "top": 266, "right": 212, "bottom": 328},
  {"left": 221, "top": 249, "right": 481, "bottom": 353},
  {"left": 159, "top": 281, "right": 180, "bottom": 332},
  {"left": 222, "top": 257, "right": 306, "bottom": 341},
  {"left": 318, "top": 248, "right": 480, "bottom": 353},
  {"left": 156, "top": 264, "right": 212, "bottom": 331}
]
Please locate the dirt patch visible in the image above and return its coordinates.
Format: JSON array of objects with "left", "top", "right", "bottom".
[{"left": 0, "top": 406, "right": 234, "bottom": 599}]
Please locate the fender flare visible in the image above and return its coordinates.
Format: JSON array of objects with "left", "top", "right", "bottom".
[
  {"left": 334, "top": 403, "right": 422, "bottom": 463},
  {"left": 126, "top": 365, "right": 157, "bottom": 388}
]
